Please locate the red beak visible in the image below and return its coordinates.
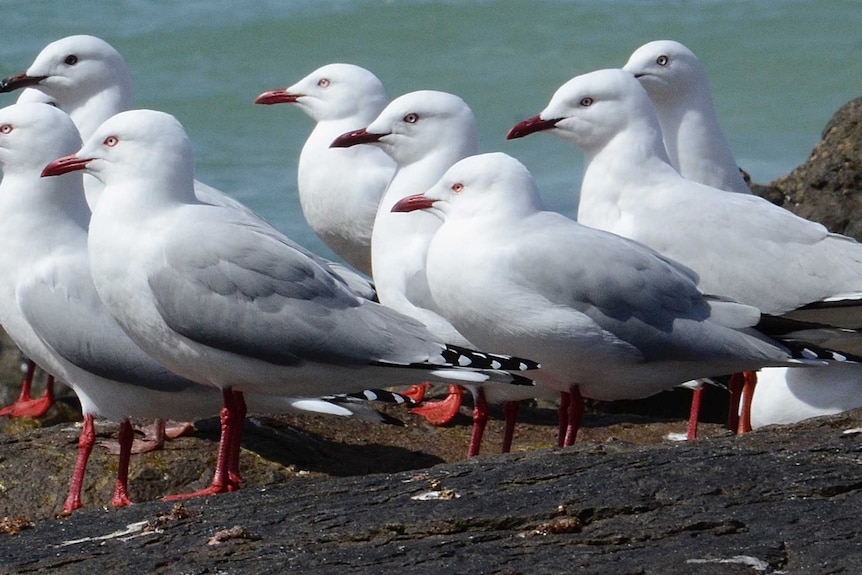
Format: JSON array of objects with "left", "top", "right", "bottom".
[
  {"left": 391, "top": 193, "right": 435, "bottom": 213},
  {"left": 506, "top": 115, "right": 561, "bottom": 140},
  {"left": 41, "top": 154, "right": 91, "bottom": 177},
  {"left": 330, "top": 127, "right": 384, "bottom": 149},
  {"left": 253, "top": 88, "right": 302, "bottom": 105}
]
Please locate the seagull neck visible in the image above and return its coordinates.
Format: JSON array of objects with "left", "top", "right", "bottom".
[
  {"left": 68, "top": 85, "right": 132, "bottom": 141},
  {"left": 0, "top": 172, "right": 89, "bottom": 242},
  {"left": 577, "top": 128, "right": 675, "bottom": 228},
  {"left": 658, "top": 104, "right": 749, "bottom": 194},
  {"left": 378, "top": 149, "right": 469, "bottom": 215}
]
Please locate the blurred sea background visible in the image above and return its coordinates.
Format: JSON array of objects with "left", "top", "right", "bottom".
[{"left": 0, "top": 0, "right": 859, "bottom": 264}]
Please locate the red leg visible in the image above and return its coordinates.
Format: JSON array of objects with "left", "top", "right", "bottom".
[
  {"left": 112, "top": 419, "right": 134, "bottom": 508},
  {"left": 687, "top": 387, "right": 703, "bottom": 441},
  {"left": 737, "top": 371, "right": 756, "bottom": 434},
  {"left": 410, "top": 384, "right": 463, "bottom": 425},
  {"left": 162, "top": 387, "right": 237, "bottom": 501},
  {"left": 562, "top": 386, "right": 585, "bottom": 447},
  {"left": 62, "top": 413, "right": 96, "bottom": 514},
  {"left": 466, "top": 388, "right": 488, "bottom": 458},
  {"left": 557, "top": 392, "right": 571, "bottom": 448},
  {"left": 227, "top": 391, "right": 246, "bottom": 489},
  {"left": 726, "top": 372, "right": 745, "bottom": 433},
  {"left": 501, "top": 400, "right": 520, "bottom": 453}
]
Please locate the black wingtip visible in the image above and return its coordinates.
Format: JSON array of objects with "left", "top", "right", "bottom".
[{"left": 441, "top": 344, "right": 541, "bottom": 371}]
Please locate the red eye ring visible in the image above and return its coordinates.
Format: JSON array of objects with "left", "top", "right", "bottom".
[
  {"left": 318, "top": 78, "right": 331, "bottom": 88},
  {"left": 0, "top": 124, "right": 12, "bottom": 135},
  {"left": 451, "top": 183, "right": 464, "bottom": 194},
  {"left": 104, "top": 136, "right": 119, "bottom": 147}
]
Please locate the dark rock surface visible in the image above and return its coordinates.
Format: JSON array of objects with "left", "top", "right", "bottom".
[
  {"left": 2, "top": 409, "right": 862, "bottom": 574},
  {"left": 752, "top": 96, "right": 862, "bottom": 239}
]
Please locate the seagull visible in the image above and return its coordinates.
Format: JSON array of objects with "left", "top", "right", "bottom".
[
  {"left": 42, "top": 109, "right": 539, "bottom": 497},
  {"left": 623, "top": 40, "right": 755, "bottom": 436},
  {"left": 625, "top": 41, "right": 862, "bottom": 431},
  {"left": 0, "top": 89, "right": 60, "bottom": 419},
  {"left": 255, "top": 63, "right": 395, "bottom": 276},
  {"left": 0, "top": 102, "right": 422, "bottom": 512},
  {"left": 0, "top": 102, "right": 236, "bottom": 512},
  {"left": 391, "top": 152, "right": 850, "bottom": 443},
  {"left": 506, "top": 68, "right": 862, "bottom": 326},
  {"left": 622, "top": 40, "right": 751, "bottom": 195},
  {"left": 331, "top": 90, "right": 549, "bottom": 454}
]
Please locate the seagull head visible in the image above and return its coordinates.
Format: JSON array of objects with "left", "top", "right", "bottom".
[
  {"left": 391, "top": 152, "right": 541, "bottom": 221},
  {"left": 623, "top": 40, "right": 708, "bottom": 105},
  {"left": 0, "top": 35, "right": 132, "bottom": 114},
  {"left": 331, "top": 90, "right": 478, "bottom": 166},
  {"left": 255, "top": 63, "right": 388, "bottom": 124},
  {"left": 507, "top": 68, "right": 660, "bottom": 153},
  {"left": 0, "top": 103, "right": 81, "bottom": 173},
  {"left": 42, "top": 109, "right": 194, "bottom": 191}
]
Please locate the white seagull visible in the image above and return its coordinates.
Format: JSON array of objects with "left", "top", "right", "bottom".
[
  {"left": 41, "top": 109, "right": 539, "bottom": 498},
  {"left": 0, "top": 102, "right": 414, "bottom": 513},
  {"left": 255, "top": 63, "right": 395, "bottom": 276},
  {"left": 623, "top": 39, "right": 755, "bottom": 436},
  {"left": 391, "top": 152, "right": 848, "bottom": 443},
  {"left": 625, "top": 41, "right": 862, "bottom": 430}
]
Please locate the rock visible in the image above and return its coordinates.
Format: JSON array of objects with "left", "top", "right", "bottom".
[
  {"left": 1, "top": 408, "right": 862, "bottom": 574},
  {"left": 752, "top": 96, "right": 862, "bottom": 239}
]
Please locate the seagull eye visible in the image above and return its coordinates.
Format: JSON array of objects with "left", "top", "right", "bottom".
[
  {"left": 0, "top": 124, "right": 12, "bottom": 135},
  {"left": 403, "top": 113, "right": 419, "bottom": 124},
  {"left": 317, "top": 78, "right": 331, "bottom": 88},
  {"left": 579, "top": 97, "right": 594, "bottom": 107},
  {"left": 656, "top": 55, "right": 669, "bottom": 66},
  {"left": 64, "top": 55, "right": 78, "bottom": 66},
  {"left": 104, "top": 136, "right": 119, "bottom": 147},
  {"left": 451, "top": 183, "right": 464, "bottom": 194}
]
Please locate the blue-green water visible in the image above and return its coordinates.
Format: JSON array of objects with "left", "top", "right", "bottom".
[{"left": 1, "top": 0, "right": 860, "bottom": 262}]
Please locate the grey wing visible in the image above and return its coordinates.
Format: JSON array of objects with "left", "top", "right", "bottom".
[
  {"left": 509, "top": 214, "right": 749, "bottom": 362},
  {"left": 518, "top": 214, "right": 711, "bottom": 329},
  {"left": 18, "top": 255, "right": 201, "bottom": 391},
  {"left": 150, "top": 216, "right": 446, "bottom": 367}
]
